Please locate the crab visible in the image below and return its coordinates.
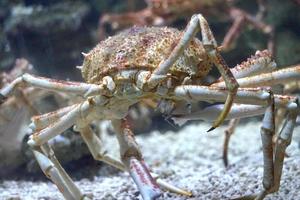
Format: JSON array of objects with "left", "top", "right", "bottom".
[
  {"left": 99, "top": 0, "right": 274, "bottom": 53},
  {"left": 1, "top": 14, "right": 299, "bottom": 200}
]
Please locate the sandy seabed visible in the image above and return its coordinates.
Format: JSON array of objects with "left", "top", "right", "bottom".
[{"left": 1, "top": 121, "right": 300, "bottom": 200}]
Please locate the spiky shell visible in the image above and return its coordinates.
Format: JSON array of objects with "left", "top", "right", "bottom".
[{"left": 81, "top": 26, "right": 212, "bottom": 84}]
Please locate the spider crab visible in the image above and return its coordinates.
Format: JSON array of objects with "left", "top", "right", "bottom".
[
  {"left": 1, "top": 14, "right": 299, "bottom": 200},
  {"left": 99, "top": 0, "right": 274, "bottom": 53}
]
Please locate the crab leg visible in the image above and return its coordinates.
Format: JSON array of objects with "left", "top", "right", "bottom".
[
  {"left": 147, "top": 14, "right": 239, "bottom": 131},
  {"left": 174, "top": 87, "right": 298, "bottom": 199},
  {"left": 256, "top": 94, "right": 275, "bottom": 200},
  {"left": 32, "top": 147, "right": 89, "bottom": 200},
  {"left": 222, "top": 7, "right": 274, "bottom": 53},
  {"left": 28, "top": 95, "right": 108, "bottom": 147},
  {"left": 211, "top": 64, "right": 300, "bottom": 88},
  {"left": 271, "top": 112, "right": 297, "bottom": 194},
  {"left": 28, "top": 116, "right": 89, "bottom": 200},
  {"left": 221, "top": 9, "right": 245, "bottom": 51},
  {"left": 172, "top": 104, "right": 266, "bottom": 125},
  {"left": 276, "top": 80, "right": 300, "bottom": 132},
  {"left": 232, "top": 92, "right": 275, "bottom": 200},
  {"left": 74, "top": 124, "right": 125, "bottom": 170},
  {"left": 0, "top": 73, "right": 104, "bottom": 102},
  {"left": 236, "top": 92, "right": 276, "bottom": 200},
  {"left": 213, "top": 49, "right": 276, "bottom": 166},
  {"left": 223, "top": 118, "right": 240, "bottom": 167},
  {"left": 238, "top": 100, "right": 298, "bottom": 200},
  {"left": 174, "top": 86, "right": 298, "bottom": 109},
  {"left": 30, "top": 104, "right": 78, "bottom": 131},
  {"left": 112, "top": 118, "right": 162, "bottom": 200},
  {"left": 76, "top": 124, "right": 192, "bottom": 197},
  {"left": 212, "top": 64, "right": 300, "bottom": 152},
  {"left": 25, "top": 96, "right": 110, "bottom": 199},
  {"left": 27, "top": 95, "right": 189, "bottom": 199},
  {"left": 28, "top": 103, "right": 85, "bottom": 147},
  {"left": 216, "top": 50, "right": 276, "bottom": 82}
]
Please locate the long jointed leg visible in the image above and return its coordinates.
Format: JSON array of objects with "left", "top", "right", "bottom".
[
  {"left": 212, "top": 64, "right": 300, "bottom": 88},
  {"left": 275, "top": 79, "right": 300, "bottom": 132},
  {"left": 146, "top": 14, "right": 239, "bottom": 131},
  {"left": 32, "top": 144, "right": 90, "bottom": 200},
  {"left": 211, "top": 64, "right": 300, "bottom": 165},
  {"left": 28, "top": 94, "right": 189, "bottom": 200},
  {"left": 111, "top": 118, "right": 162, "bottom": 200},
  {"left": 222, "top": 6, "right": 274, "bottom": 54},
  {"left": 174, "top": 85, "right": 298, "bottom": 109},
  {"left": 238, "top": 101, "right": 298, "bottom": 200},
  {"left": 30, "top": 104, "right": 79, "bottom": 131},
  {"left": 29, "top": 113, "right": 92, "bottom": 200},
  {"left": 231, "top": 91, "right": 276, "bottom": 200},
  {"left": 0, "top": 73, "right": 105, "bottom": 102},
  {"left": 172, "top": 103, "right": 265, "bottom": 167},
  {"left": 74, "top": 124, "right": 126, "bottom": 171},
  {"left": 26, "top": 96, "right": 108, "bottom": 199},
  {"left": 223, "top": 118, "right": 240, "bottom": 167},
  {"left": 75, "top": 123, "right": 192, "bottom": 197},
  {"left": 215, "top": 50, "right": 276, "bottom": 82},
  {"left": 212, "top": 63, "right": 299, "bottom": 167},
  {"left": 172, "top": 103, "right": 266, "bottom": 125},
  {"left": 255, "top": 92, "right": 276, "bottom": 200},
  {"left": 213, "top": 49, "right": 276, "bottom": 166},
  {"left": 173, "top": 86, "right": 299, "bottom": 199}
]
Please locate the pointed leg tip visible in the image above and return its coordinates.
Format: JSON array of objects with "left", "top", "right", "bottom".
[
  {"left": 140, "top": 186, "right": 162, "bottom": 200},
  {"left": 223, "top": 160, "right": 229, "bottom": 168},
  {"left": 183, "top": 191, "right": 193, "bottom": 197},
  {"left": 207, "top": 126, "right": 216, "bottom": 132}
]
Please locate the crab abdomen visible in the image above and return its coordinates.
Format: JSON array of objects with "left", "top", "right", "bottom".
[{"left": 81, "top": 26, "right": 212, "bottom": 84}]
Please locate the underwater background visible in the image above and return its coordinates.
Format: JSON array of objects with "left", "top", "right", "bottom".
[{"left": 0, "top": 1, "right": 300, "bottom": 199}]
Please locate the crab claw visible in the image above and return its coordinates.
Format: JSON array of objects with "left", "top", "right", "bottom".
[{"left": 128, "top": 157, "right": 162, "bottom": 200}]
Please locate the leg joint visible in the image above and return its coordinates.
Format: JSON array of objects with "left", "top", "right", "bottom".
[{"left": 121, "top": 148, "right": 143, "bottom": 162}]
